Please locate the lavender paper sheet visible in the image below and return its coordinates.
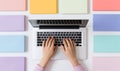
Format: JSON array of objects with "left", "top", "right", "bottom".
[
  {"left": 0, "top": 15, "right": 25, "bottom": 32},
  {"left": 0, "top": 57, "right": 26, "bottom": 71}
]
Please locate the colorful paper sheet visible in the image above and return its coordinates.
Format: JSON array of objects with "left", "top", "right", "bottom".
[
  {"left": 30, "top": 0, "right": 58, "bottom": 14},
  {"left": 94, "top": 35, "right": 120, "bottom": 53},
  {"left": 0, "top": 35, "right": 25, "bottom": 52},
  {"left": 0, "top": 57, "right": 25, "bottom": 71},
  {"left": 93, "top": 14, "right": 120, "bottom": 31},
  {"left": 0, "top": 0, "right": 27, "bottom": 11},
  {"left": 93, "top": 0, "right": 120, "bottom": 11},
  {"left": 0, "top": 15, "right": 25, "bottom": 32},
  {"left": 59, "top": 0, "right": 88, "bottom": 14},
  {"left": 93, "top": 57, "right": 120, "bottom": 71}
]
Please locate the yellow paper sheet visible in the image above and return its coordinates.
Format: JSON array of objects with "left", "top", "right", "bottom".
[{"left": 30, "top": 0, "right": 58, "bottom": 14}]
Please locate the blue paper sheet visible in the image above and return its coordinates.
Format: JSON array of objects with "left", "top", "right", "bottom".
[
  {"left": 0, "top": 35, "right": 25, "bottom": 52},
  {"left": 93, "top": 14, "right": 120, "bottom": 31}
]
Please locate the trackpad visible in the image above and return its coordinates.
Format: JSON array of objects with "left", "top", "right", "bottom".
[{"left": 52, "top": 47, "right": 67, "bottom": 60}]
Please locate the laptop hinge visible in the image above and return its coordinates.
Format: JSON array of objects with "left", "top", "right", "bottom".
[{"left": 39, "top": 25, "right": 79, "bottom": 29}]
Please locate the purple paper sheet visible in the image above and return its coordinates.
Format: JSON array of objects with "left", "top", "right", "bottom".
[
  {"left": 0, "top": 57, "right": 25, "bottom": 71},
  {"left": 0, "top": 15, "right": 25, "bottom": 32}
]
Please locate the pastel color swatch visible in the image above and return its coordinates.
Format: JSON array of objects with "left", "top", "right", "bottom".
[
  {"left": 93, "top": 14, "right": 120, "bottom": 31},
  {"left": 59, "top": 0, "right": 88, "bottom": 14},
  {"left": 93, "top": 57, "right": 120, "bottom": 71},
  {"left": 0, "top": 57, "right": 25, "bottom": 71},
  {"left": 0, "top": 0, "right": 27, "bottom": 11},
  {"left": 94, "top": 35, "right": 120, "bottom": 53},
  {"left": 30, "top": 0, "right": 58, "bottom": 14},
  {"left": 0, "top": 15, "right": 25, "bottom": 32},
  {"left": 93, "top": 0, "right": 120, "bottom": 11},
  {"left": 0, "top": 36, "right": 25, "bottom": 52}
]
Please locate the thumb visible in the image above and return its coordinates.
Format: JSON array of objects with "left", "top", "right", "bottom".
[
  {"left": 61, "top": 45, "right": 66, "bottom": 53},
  {"left": 54, "top": 45, "right": 58, "bottom": 53}
]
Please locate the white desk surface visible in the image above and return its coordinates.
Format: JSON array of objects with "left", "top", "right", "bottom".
[{"left": 0, "top": 0, "right": 120, "bottom": 71}]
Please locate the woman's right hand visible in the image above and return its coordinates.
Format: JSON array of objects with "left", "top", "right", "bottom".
[{"left": 61, "top": 38, "right": 80, "bottom": 67}]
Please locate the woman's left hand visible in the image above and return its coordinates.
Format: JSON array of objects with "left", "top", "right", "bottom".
[{"left": 39, "top": 37, "right": 58, "bottom": 68}]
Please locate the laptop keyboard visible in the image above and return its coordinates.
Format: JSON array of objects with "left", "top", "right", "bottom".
[{"left": 37, "top": 32, "right": 82, "bottom": 46}]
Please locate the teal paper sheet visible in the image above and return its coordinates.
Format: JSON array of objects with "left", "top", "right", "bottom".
[{"left": 94, "top": 35, "right": 120, "bottom": 53}]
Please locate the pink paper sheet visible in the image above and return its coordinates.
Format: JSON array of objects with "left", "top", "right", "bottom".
[
  {"left": 93, "top": 0, "right": 120, "bottom": 11},
  {"left": 0, "top": 0, "right": 27, "bottom": 11},
  {"left": 93, "top": 57, "right": 120, "bottom": 71}
]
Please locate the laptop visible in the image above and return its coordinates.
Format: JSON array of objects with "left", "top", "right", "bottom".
[{"left": 29, "top": 19, "right": 88, "bottom": 60}]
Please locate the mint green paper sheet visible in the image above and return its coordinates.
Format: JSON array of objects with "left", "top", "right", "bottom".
[
  {"left": 59, "top": 0, "right": 88, "bottom": 14},
  {"left": 94, "top": 35, "right": 120, "bottom": 53}
]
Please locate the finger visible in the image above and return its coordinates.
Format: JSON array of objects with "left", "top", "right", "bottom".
[
  {"left": 72, "top": 40, "right": 76, "bottom": 47},
  {"left": 61, "top": 45, "right": 66, "bottom": 52},
  {"left": 54, "top": 45, "right": 58, "bottom": 54},
  {"left": 63, "top": 39, "right": 68, "bottom": 47},
  {"left": 48, "top": 37, "right": 54, "bottom": 47},
  {"left": 72, "top": 40, "right": 76, "bottom": 52},
  {"left": 46, "top": 37, "right": 51, "bottom": 46},
  {"left": 42, "top": 40, "right": 46, "bottom": 47},
  {"left": 51, "top": 38, "right": 55, "bottom": 47},
  {"left": 65, "top": 38, "right": 71, "bottom": 47},
  {"left": 68, "top": 38, "right": 73, "bottom": 47}
]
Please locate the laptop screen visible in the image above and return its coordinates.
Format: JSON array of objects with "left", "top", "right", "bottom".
[{"left": 29, "top": 19, "right": 88, "bottom": 29}]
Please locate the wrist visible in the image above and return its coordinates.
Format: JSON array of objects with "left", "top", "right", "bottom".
[
  {"left": 70, "top": 58, "right": 80, "bottom": 67},
  {"left": 39, "top": 57, "right": 50, "bottom": 68}
]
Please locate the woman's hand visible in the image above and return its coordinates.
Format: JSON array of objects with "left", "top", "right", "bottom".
[
  {"left": 39, "top": 37, "right": 58, "bottom": 68},
  {"left": 61, "top": 38, "right": 79, "bottom": 67}
]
